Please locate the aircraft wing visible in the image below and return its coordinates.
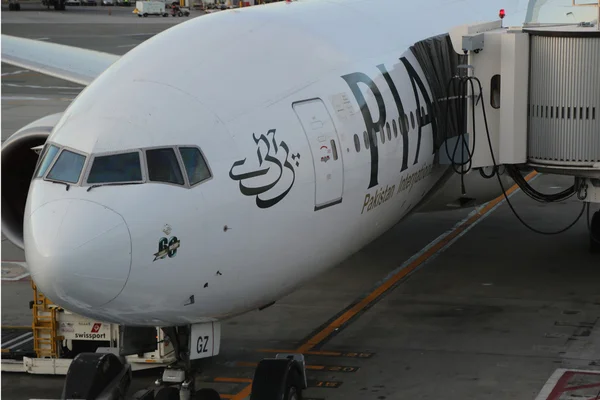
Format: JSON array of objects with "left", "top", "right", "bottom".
[{"left": 1, "top": 35, "right": 120, "bottom": 86}]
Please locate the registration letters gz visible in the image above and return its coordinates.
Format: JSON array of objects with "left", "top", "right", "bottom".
[{"left": 189, "top": 322, "right": 221, "bottom": 361}]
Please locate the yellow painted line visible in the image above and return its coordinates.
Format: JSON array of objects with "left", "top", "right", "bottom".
[
  {"left": 295, "top": 171, "right": 537, "bottom": 354},
  {"left": 236, "top": 361, "right": 326, "bottom": 371},
  {"left": 1, "top": 349, "right": 10, "bottom": 353},
  {"left": 257, "top": 348, "right": 347, "bottom": 356},
  {"left": 231, "top": 384, "right": 252, "bottom": 400},
  {"left": 214, "top": 377, "right": 252, "bottom": 383},
  {"left": 231, "top": 171, "right": 537, "bottom": 400}
]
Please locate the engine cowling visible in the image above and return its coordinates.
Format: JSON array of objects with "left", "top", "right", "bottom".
[{"left": 1, "top": 113, "right": 63, "bottom": 250}]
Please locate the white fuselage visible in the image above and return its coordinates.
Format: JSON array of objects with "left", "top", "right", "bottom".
[{"left": 23, "top": 0, "right": 537, "bottom": 326}]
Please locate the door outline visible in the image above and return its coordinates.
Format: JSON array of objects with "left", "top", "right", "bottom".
[{"left": 292, "top": 97, "right": 344, "bottom": 211}]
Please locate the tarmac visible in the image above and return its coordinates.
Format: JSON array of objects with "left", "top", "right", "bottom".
[{"left": 2, "top": 6, "right": 599, "bottom": 400}]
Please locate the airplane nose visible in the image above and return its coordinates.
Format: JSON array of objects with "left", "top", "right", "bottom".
[{"left": 24, "top": 199, "right": 131, "bottom": 308}]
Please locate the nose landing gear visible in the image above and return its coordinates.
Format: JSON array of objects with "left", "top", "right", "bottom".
[{"left": 60, "top": 323, "right": 307, "bottom": 400}]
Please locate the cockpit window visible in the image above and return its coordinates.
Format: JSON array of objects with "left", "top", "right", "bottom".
[
  {"left": 146, "top": 148, "right": 184, "bottom": 185},
  {"left": 179, "top": 147, "right": 211, "bottom": 186},
  {"left": 46, "top": 149, "right": 86, "bottom": 184},
  {"left": 35, "top": 144, "right": 60, "bottom": 178},
  {"left": 87, "top": 152, "right": 142, "bottom": 184}
]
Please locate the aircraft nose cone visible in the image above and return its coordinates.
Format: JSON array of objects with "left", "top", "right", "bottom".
[{"left": 24, "top": 199, "right": 131, "bottom": 308}]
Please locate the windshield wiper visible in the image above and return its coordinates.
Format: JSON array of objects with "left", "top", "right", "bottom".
[
  {"left": 47, "top": 180, "right": 70, "bottom": 191},
  {"left": 87, "top": 182, "right": 142, "bottom": 192}
]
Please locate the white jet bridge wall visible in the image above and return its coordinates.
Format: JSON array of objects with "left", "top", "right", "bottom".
[
  {"left": 448, "top": 21, "right": 600, "bottom": 179},
  {"left": 527, "top": 30, "right": 600, "bottom": 167}
]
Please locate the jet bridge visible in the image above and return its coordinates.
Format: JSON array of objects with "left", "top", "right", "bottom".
[{"left": 436, "top": 11, "right": 600, "bottom": 249}]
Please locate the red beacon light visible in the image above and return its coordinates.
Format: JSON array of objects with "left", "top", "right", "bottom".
[{"left": 499, "top": 8, "right": 506, "bottom": 19}]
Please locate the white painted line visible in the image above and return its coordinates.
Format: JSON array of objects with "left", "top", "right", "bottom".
[
  {"left": 117, "top": 43, "right": 137, "bottom": 48},
  {"left": 1, "top": 96, "right": 74, "bottom": 102},
  {"left": 535, "top": 368, "right": 600, "bottom": 400},
  {"left": 535, "top": 369, "right": 568, "bottom": 400},
  {"left": 2, "top": 261, "right": 30, "bottom": 281},
  {"left": 1, "top": 273, "right": 31, "bottom": 281},
  {"left": 9, "top": 336, "right": 35, "bottom": 350},
  {"left": 33, "top": 37, "right": 50, "bottom": 41},
  {"left": 1, "top": 96, "right": 50, "bottom": 101},
  {"left": 2, "top": 332, "right": 33, "bottom": 347},
  {"left": 1, "top": 70, "right": 29, "bottom": 77},
  {"left": 2, "top": 83, "right": 84, "bottom": 90}
]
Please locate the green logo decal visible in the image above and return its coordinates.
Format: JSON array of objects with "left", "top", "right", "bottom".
[{"left": 153, "top": 236, "right": 180, "bottom": 261}]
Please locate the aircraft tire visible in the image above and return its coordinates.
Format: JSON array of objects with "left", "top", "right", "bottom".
[
  {"left": 590, "top": 210, "right": 600, "bottom": 254},
  {"left": 154, "top": 386, "right": 180, "bottom": 400},
  {"left": 250, "top": 358, "right": 303, "bottom": 400},
  {"left": 195, "top": 388, "right": 222, "bottom": 400},
  {"left": 62, "top": 352, "right": 131, "bottom": 400}
]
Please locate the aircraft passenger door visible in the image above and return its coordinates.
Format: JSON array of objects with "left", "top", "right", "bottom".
[{"left": 293, "top": 98, "right": 344, "bottom": 211}]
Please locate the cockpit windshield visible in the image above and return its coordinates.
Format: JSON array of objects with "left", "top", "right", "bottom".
[
  {"left": 35, "top": 144, "right": 60, "bottom": 178},
  {"left": 146, "top": 148, "right": 184, "bottom": 185},
  {"left": 179, "top": 147, "right": 211, "bottom": 185},
  {"left": 46, "top": 149, "right": 86, "bottom": 184},
  {"left": 87, "top": 152, "right": 143, "bottom": 184},
  {"left": 34, "top": 143, "right": 211, "bottom": 189}
]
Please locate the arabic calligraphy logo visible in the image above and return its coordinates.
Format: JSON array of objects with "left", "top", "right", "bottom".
[{"left": 229, "top": 129, "right": 300, "bottom": 209}]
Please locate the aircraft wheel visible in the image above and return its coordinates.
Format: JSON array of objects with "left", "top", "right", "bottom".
[
  {"left": 8, "top": 3, "right": 14, "bottom": 10},
  {"left": 15, "top": 3, "right": 21, "bottom": 10},
  {"left": 196, "top": 388, "right": 222, "bottom": 400},
  {"left": 155, "top": 386, "right": 180, "bottom": 400},
  {"left": 590, "top": 210, "right": 600, "bottom": 254},
  {"left": 62, "top": 352, "right": 131, "bottom": 400},
  {"left": 250, "top": 358, "right": 303, "bottom": 400}
]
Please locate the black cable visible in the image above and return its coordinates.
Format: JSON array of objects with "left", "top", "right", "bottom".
[
  {"left": 443, "top": 76, "right": 476, "bottom": 175},
  {"left": 443, "top": 71, "right": 573, "bottom": 202},
  {"left": 468, "top": 75, "right": 587, "bottom": 235},
  {"left": 505, "top": 164, "right": 575, "bottom": 203},
  {"left": 443, "top": 75, "right": 480, "bottom": 195}
]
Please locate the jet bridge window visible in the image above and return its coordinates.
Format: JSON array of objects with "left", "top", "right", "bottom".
[
  {"left": 35, "top": 144, "right": 60, "bottom": 178},
  {"left": 178, "top": 147, "right": 211, "bottom": 186},
  {"left": 146, "top": 148, "right": 185, "bottom": 185},
  {"left": 87, "top": 152, "right": 143, "bottom": 184},
  {"left": 46, "top": 149, "right": 86, "bottom": 184}
]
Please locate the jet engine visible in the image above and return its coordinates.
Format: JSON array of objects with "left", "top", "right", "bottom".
[{"left": 1, "top": 113, "right": 63, "bottom": 249}]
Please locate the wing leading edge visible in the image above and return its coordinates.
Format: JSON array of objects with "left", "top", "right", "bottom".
[{"left": 1, "top": 35, "right": 120, "bottom": 86}]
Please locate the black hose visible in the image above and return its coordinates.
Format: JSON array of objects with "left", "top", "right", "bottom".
[{"left": 466, "top": 75, "right": 587, "bottom": 235}]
